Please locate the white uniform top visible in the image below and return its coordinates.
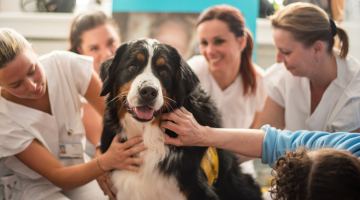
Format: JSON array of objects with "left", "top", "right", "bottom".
[
  {"left": 0, "top": 51, "right": 93, "bottom": 200},
  {"left": 187, "top": 55, "right": 267, "bottom": 176},
  {"left": 264, "top": 51, "right": 360, "bottom": 132}
]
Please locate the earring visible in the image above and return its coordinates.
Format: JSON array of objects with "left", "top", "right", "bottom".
[{"left": 316, "top": 58, "right": 319, "bottom": 63}]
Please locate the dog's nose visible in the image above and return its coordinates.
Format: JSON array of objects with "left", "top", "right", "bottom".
[{"left": 139, "top": 86, "right": 158, "bottom": 101}]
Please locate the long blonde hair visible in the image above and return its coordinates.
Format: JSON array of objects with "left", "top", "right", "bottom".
[
  {"left": 270, "top": 2, "right": 349, "bottom": 58},
  {"left": 0, "top": 28, "right": 31, "bottom": 69}
]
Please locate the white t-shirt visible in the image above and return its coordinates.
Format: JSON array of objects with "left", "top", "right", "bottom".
[
  {"left": 187, "top": 55, "right": 267, "bottom": 176},
  {"left": 264, "top": 51, "right": 360, "bottom": 132},
  {"left": 0, "top": 51, "right": 93, "bottom": 200}
]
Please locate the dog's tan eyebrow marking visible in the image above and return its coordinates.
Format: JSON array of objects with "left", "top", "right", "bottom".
[
  {"left": 136, "top": 53, "right": 145, "bottom": 62},
  {"left": 156, "top": 57, "right": 165, "bottom": 66}
]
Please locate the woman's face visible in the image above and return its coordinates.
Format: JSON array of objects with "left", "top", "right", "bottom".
[
  {"left": 78, "top": 24, "right": 121, "bottom": 73},
  {"left": 0, "top": 48, "right": 47, "bottom": 99},
  {"left": 273, "top": 28, "right": 316, "bottom": 77},
  {"left": 197, "top": 19, "right": 245, "bottom": 74}
]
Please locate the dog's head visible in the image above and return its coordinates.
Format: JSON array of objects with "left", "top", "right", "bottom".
[{"left": 99, "top": 38, "right": 199, "bottom": 122}]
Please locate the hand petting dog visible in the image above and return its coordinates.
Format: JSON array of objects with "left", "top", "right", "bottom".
[
  {"left": 161, "top": 107, "right": 208, "bottom": 147},
  {"left": 95, "top": 135, "right": 146, "bottom": 199}
]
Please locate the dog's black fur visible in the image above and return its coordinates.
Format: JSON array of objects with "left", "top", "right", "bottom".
[{"left": 99, "top": 39, "right": 262, "bottom": 200}]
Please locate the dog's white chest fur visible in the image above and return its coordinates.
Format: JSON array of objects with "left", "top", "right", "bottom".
[{"left": 111, "top": 114, "right": 186, "bottom": 200}]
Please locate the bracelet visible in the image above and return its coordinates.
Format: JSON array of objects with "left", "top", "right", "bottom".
[
  {"left": 95, "top": 141, "right": 101, "bottom": 149},
  {"left": 97, "top": 158, "right": 107, "bottom": 172}
]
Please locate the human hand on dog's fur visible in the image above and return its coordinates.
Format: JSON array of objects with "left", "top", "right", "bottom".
[
  {"left": 98, "top": 134, "right": 147, "bottom": 172},
  {"left": 95, "top": 134, "right": 145, "bottom": 199},
  {"left": 96, "top": 172, "right": 117, "bottom": 200},
  {"left": 161, "top": 107, "right": 208, "bottom": 147}
]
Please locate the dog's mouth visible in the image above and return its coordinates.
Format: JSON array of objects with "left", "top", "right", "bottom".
[{"left": 125, "top": 101, "right": 160, "bottom": 122}]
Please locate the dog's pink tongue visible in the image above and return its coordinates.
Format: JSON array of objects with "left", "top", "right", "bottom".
[{"left": 135, "top": 106, "right": 154, "bottom": 120}]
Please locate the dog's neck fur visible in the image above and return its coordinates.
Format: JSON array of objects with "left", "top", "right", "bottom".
[{"left": 120, "top": 113, "right": 169, "bottom": 175}]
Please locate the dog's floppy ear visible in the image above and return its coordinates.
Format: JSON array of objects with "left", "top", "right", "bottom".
[
  {"left": 99, "top": 57, "right": 114, "bottom": 96},
  {"left": 166, "top": 45, "right": 200, "bottom": 107},
  {"left": 99, "top": 43, "right": 128, "bottom": 96}
]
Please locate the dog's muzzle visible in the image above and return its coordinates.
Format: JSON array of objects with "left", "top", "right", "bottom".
[{"left": 125, "top": 85, "right": 161, "bottom": 122}]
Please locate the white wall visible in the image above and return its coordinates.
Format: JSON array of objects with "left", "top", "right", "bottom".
[{"left": 0, "top": 13, "right": 358, "bottom": 64}]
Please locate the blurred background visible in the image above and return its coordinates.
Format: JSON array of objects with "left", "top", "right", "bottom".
[{"left": 0, "top": 0, "right": 359, "bottom": 190}]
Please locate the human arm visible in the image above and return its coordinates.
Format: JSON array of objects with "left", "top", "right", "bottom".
[
  {"left": 161, "top": 108, "right": 360, "bottom": 168},
  {"left": 253, "top": 97, "right": 285, "bottom": 129},
  {"left": 84, "top": 69, "right": 105, "bottom": 117},
  {"left": 15, "top": 135, "right": 145, "bottom": 191},
  {"left": 160, "top": 107, "right": 265, "bottom": 158},
  {"left": 352, "top": 127, "right": 360, "bottom": 133},
  {"left": 82, "top": 102, "right": 103, "bottom": 147},
  {"left": 94, "top": 147, "right": 117, "bottom": 200},
  {"left": 261, "top": 125, "right": 360, "bottom": 167},
  {"left": 81, "top": 60, "right": 115, "bottom": 197},
  {"left": 250, "top": 112, "right": 261, "bottom": 129}
]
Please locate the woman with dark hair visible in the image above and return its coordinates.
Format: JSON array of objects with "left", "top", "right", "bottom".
[
  {"left": 187, "top": 4, "right": 267, "bottom": 177},
  {"left": 68, "top": 10, "right": 122, "bottom": 199},
  {"left": 69, "top": 10, "right": 121, "bottom": 71}
]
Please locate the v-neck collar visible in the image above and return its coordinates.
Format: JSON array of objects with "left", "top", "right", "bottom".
[
  {"left": 306, "top": 53, "right": 352, "bottom": 130},
  {"left": 207, "top": 70, "right": 241, "bottom": 108}
]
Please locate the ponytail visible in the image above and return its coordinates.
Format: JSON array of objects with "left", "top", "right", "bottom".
[
  {"left": 335, "top": 26, "right": 349, "bottom": 59},
  {"left": 240, "top": 28, "right": 258, "bottom": 95}
]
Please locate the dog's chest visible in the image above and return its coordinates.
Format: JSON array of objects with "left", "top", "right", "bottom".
[
  {"left": 112, "top": 115, "right": 186, "bottom": 200},
  {"left": 111, "top": 168, "right": 186, "bottom": 200}
]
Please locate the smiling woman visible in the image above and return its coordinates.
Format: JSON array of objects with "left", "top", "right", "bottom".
[
  {"left": 187, "top": 4, "right": 268, "bottom": 178},
  {"left": 68, "top": 10, "right": 123, "bottom": 199},
  {"left": 254, "top": 2, "right": 360, "bottom": 133},
  {"left": 0, "top": 28, "right": 145, "bottom": 200},
  {"left": 69, "top": 10, "right": 121, "bottom": 72},
  {"left": 0, "top": 48, "right": 47, "bottom": 100}
]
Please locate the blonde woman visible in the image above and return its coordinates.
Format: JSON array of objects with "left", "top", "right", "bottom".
[
  {"left": 0, "top": 28, "right": 144, "bottom": 200},
  {"left": 255, "top": 2, "right": 360, "bottom": 133}
]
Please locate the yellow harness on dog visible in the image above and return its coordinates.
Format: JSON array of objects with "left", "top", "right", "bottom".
[{"left": 200, "top": 147, "right": 219, "bottom": 185}]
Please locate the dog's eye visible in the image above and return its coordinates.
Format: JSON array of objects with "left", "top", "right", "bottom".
[
  {"left": 128, "top": 66, "right": 138, "bottom": 72},
  {"left": 160, "top": 70, "right": 169, "bottom": 77}
]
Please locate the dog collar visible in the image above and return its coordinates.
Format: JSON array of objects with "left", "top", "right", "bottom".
[{"left": 200, "top": 147, "right": 219, "bottom": 185}]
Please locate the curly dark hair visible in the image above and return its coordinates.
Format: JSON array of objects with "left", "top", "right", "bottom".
[{"left": 270, "top": 147, "right": 360, "bottom": 200}]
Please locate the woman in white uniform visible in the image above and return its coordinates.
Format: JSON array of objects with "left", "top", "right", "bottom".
[
  {"left": 69, "top": 12, "right": 122, "bottom": 198},
  {"left": 69, "top": 10, "right": 121, "bottom": 152},
  {"left": 0, "top": 28, "right": 145, "bottom": 200},
  {"left": 255, "top": 3, "right": 360, "bottom": 199},
  {"left": 255, "top": 2, "right": 360, "bottom": 133},
  {"left": 187, "top": 5, "right": 267, "bottom": 177}
]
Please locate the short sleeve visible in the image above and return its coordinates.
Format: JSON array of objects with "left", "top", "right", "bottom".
[
  {"left": 263, "top": 63, "right": 288, "bottom": 108},
  {"left": 0, "top": 114, "right": 35, "bottom": 157},
  {"left": 40, "top": 51, "right": 94, "bottom": 97},
  {"left": 332, "top": 97, "right": 360, "bottom": 132},
  {"left": 67, "top": 52, "right": 94, "bottom": 97}
]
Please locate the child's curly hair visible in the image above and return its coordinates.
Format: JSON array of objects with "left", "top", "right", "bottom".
[{"left": 270, "top": 147, "right": 360, "bottom": 200}]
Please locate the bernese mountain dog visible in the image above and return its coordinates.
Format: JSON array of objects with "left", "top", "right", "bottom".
[{"left": 99, "top": 38, "right": 262, "bottom": 200}]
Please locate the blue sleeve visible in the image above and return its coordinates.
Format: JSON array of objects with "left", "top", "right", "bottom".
[{"left": 261, "top": 125, "right": 360, "bottom": 168}]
